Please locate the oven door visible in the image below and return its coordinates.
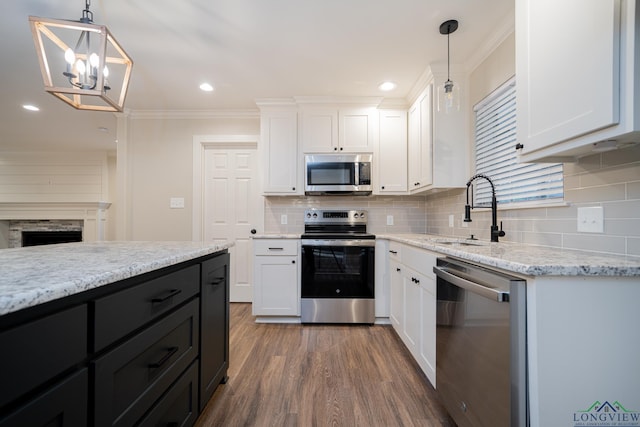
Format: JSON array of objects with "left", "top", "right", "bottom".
[{"left": 301, "top": 239, "right": 375, "bottom": 298}]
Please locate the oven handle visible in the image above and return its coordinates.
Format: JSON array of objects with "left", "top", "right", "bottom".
[
  {"left": 301, "top": 239, "right": 376, "bottom": 247},
  {"left": 433, "top": 266, "right": 509, "bottom": 302}
]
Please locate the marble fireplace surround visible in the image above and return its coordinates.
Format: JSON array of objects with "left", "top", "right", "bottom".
[{"left": 0, "top": 202, "right": 110, "bottom": 248}]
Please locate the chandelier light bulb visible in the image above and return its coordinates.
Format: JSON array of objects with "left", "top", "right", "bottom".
[
  {"left": 64, "top": 48, "right": 76, "bottom": 65},
  {"left": 89, "top": 53, "right": 99, "bottom": 67},
  {"left": 103, "top": 66, "right": 109, "bottom": 78},
  {"left": 75, "top": 59, "right": 86, "bottom": 75}
]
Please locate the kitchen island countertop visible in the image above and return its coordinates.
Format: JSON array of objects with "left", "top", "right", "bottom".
[
  {"left": 378, "top": 233, "right": 640, "bottom": 277},
  {"left": 0, "top": 241, "right": 233, "bottom": 316}
]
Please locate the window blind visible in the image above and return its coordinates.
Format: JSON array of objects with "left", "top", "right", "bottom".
[{"left": 473, "top": 78, "right": 563, "bottom": 207}]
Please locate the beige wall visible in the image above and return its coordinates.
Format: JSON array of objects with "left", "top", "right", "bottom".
[
  {"left": 425, "top": 31, "right": 640, "bottom": 257},
  {"left": 123, "top": 115, "right": 259, "bottom": 241}
]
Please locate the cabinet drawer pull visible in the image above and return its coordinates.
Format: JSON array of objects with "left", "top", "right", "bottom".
[
  {"left": 389, "top": 250, "right": 398, "bottom": 254},
  {"left": 268, "top": 247, "right": 284, "bottom": 250},
  {"left": 151, "top": 289, "right": 182, "bottom": 303},
  {"left": 208, "top": 277, "right": 225, "bottom": 286},
  {"left": 148, "top": 346, "right": 179, "bottom": 369}
]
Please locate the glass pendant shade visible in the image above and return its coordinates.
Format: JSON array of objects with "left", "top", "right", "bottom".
[
  {"left": 437, "top": 79, "right": 460, "bottom": 113},
  {"left": 29, "top": 13, "right": 133, "bottom": 112}
]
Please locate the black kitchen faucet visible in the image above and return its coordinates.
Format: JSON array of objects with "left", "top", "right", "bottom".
[{"left": 464, "top": 173, "right": 506, "bottom": 242}]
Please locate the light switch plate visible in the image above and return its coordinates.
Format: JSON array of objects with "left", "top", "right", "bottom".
[
  {"left": 387, "top": 215, "right": 394, "bottom": 226},
  {"left": 281, "top": 214, "right": 288, "bottom": 225},
  {"left": 577, "top": 206, "right": 604, "bottom": 233},
  {"left": 170, "top": 197, "right": 185, "bottom": 209},
  {"left": 449, "top": 214, "right": 455, "bottom": 228}
]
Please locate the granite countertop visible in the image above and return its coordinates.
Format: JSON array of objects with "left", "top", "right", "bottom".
[
  {"left": 379, "top": 234, "right": 640, "bottom": 277},
  {"left": 0, "top": 241, "right": 233, "bottom": 316}
]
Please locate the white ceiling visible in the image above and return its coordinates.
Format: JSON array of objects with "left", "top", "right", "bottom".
[{"left": 0, "top": 0, "right": 514, "bottom": 152}]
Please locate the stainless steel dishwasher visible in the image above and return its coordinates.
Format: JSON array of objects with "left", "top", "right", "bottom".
[{"left": 433, "top": 257, "right": 527, "bottom": 427}]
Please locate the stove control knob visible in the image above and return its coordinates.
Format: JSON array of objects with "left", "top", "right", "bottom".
[
  {"left": 312, "top": 212, "right": 318, "bottom": 218},
  {"left": 353, "top": 213, "right": 359, "bottom": 218},
  {"left": 360, "top": 212, "right": 366, "bottom": 219}
]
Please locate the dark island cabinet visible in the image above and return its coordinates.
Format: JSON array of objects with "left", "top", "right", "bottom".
[
  {"left": 0, "top": 249, "right": 229, "bottom": 427},
  {"left": 199, "top": 252, "right": 230, "bottom": 411}
]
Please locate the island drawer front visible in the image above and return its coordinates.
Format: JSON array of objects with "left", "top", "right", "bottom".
[
  {"left": 0, "top": 304, "right": 87, "bottom": 408},
  {"left": 254, "top": 239, "right": 298, "bottom": 256},
  {"left": 93, "top": 264, "right": 200, "bottom": 352},
  {"left": 0, "top": 368, "right": 88, "bottom": 427},
  {"left": 93, "top": 299, "right": 200, "bottom": 427},
  {"left": 136, "top": 360, "right": 199, "bottom": 427}
]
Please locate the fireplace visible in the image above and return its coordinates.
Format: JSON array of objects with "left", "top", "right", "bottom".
[
  {"left": 0, "top": 201, "right": 110, "bottom": 249},
  {"left": 22, "top": 230, "right": 83, "bottom": 247},
  {"left": 8, "top": 220, "right": 84, "bottom": 248}
]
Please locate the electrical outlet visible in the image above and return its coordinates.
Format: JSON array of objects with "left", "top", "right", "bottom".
[
  {"left": 449, "top": 214, "right": 454, "bottom": 228},
  {"left": 387, "top": 215, "right": 394, "bottom": 226},
  {"left": 577, "top": 206, "right": 604, "bottom": 233},
  {"left": 170, "top": 197, "right": 185, "bottom": 209},
  {"left": 281, "top": 214, "right": 288, "bottom": 225}
]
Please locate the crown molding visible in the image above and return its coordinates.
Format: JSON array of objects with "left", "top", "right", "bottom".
[{"left": 128, "top": 109, "right": 259, "bottom": 120}]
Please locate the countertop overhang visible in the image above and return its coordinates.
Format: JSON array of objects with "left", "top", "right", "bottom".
[{"left": 0, "top": 241, "right": 233, "bottom": 316}]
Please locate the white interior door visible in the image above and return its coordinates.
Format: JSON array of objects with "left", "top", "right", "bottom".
[{"left": 203, "top": 147, "right": 260, "bottom": 302}]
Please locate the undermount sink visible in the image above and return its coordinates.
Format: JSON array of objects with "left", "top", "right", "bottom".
[{"left": 431, "top": 238, "right": 488, "bottom": 247}]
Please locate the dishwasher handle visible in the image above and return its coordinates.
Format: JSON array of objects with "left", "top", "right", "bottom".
[{"left": 433, "top": 265, "right": 509, "bottom": 302}]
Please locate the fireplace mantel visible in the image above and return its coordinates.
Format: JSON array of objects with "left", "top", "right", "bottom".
[{"left": 0, "top": 201, "right": 111, "bottom": 243}]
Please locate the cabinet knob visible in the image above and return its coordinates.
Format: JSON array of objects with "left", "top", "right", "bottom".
[
  {"left": 334, "top": 147, "right": 338, "bottom": 151},
  {"left": 250, "top": 229, "right": 257, "bottom": 234},
  {"left": 339, "top": 147, "right": 343, "bottom": 151},
  {"left": 515, "top": 143, "right": 524, "bottom": 150},
  {"left": 381, "top": 185, "right": 385, "bottom": 190},
  {"left": 292, "top": 187, "right": 295, "bottom": 191},
  {"left": 292, "top": 260, "right": 295, "bottom": 264},
  {"left": 396, "top": 267, "right": 401, "bottom": 272}
]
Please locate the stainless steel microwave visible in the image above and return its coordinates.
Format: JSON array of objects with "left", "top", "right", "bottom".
[{"left": 304, "top": 153, "right": 372, "bottom": 195}]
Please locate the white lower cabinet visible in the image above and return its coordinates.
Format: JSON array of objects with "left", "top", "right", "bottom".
[
  {"left": 387, "top": 240, "right": 437, "bottom": 386},
  {"left": 252, "top": 239, "right": 300, "bottom": 317}
]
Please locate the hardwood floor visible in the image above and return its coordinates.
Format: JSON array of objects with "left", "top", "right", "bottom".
[{"left": 195, "top": 303, "right": 455, "bottom": 427}]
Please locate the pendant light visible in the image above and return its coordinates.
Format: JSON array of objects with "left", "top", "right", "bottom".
[
  {"left": 437, "top": 19, "right": 460, "bottom": 114},
  {"left": 29, "top": 0, "right": 133, "bottom": 112}
]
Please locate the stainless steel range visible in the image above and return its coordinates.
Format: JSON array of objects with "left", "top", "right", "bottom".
[{"left": 300, "top": 209, "right": 375, "bottom": 324}]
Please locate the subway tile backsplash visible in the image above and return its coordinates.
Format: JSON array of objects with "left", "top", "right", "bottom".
[{"left": 264, "top": 195, "right": 427, "bottom": 235}]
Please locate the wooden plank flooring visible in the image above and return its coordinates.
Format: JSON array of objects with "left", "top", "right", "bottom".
[{"left": 195, "top": 303, "right": 455, "bottom": 427}]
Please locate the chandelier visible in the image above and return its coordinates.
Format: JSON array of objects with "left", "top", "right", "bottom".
[{"left": 29, "top": 0, "right": 133, "bottom": 112}]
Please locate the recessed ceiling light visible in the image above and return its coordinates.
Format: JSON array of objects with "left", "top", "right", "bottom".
[
  {"left": 23, "top": 104, "right": 40, "bottom": 111},
  {"left": 378, "top": 81, "right": 397, "bottom": 92},
  {"left": 199, "top": 83, "right": 214, "bottom": 92}
]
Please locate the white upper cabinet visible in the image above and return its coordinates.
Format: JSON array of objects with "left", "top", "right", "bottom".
[
  {"left": 258, "top": 104, "right": 301, "bottom": 195},
  {"left": 407, "top": 80, "right": 468, "bottom": 194},
  {"left": 300, "top": 106, "right": 377, "bottom": 153},
  {"left": 408, "top": 87, "right": 434, "bottom": 192},
  {"left": 376, "top": 109, "right": 408, "bottom": 194},
  {"left": 516, "top": 0, "right": 640, "bottom": 162}
]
